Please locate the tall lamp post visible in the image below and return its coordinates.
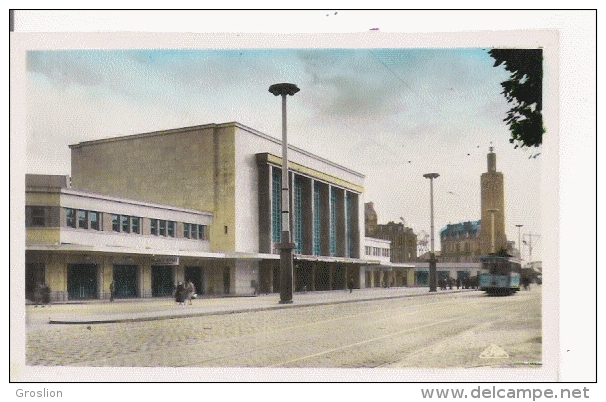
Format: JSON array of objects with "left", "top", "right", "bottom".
[
  {"left": 269, "top": 83, "right": 300, "bottom": 304},
  {"left": 423, "top": 173, "right": 439, "bottom": 292},
  {"left": 515, "top": 224, "right": 523, "bottom": 261},
  {"left": 487, "top": 208, "right": 499, "bottom": 254}
]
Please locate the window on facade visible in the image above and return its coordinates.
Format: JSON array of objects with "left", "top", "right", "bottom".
[
  {"left": 190, "top": 224, "right": 198, "bottom": 239},
  {"left": 66, "top": 208, "right": 77, "bottom": 228},
  {"left": 131, "top": 217, "right": 140, "bottom": 234},
  {"left": 121, "top": 215, "right": 130, "bottom": 233},
  {"left": 271, "top": 168, "right": 282, "bottom": 246},
  {"left": 198, "top": 225, "right": 206, "bottom": 240},
  {"left": 167, "top": 221, "right": 175, "bottom": 237},
  {"left": 293, "top": 176, "right": 303, "bottom": 254},
  {"left": 159, "top": 220, "right": 166, "bottom": 236},
  {"left": 329, "top": 187, "right": 337, "bottom": 256},
  {"left": 111, "top": 214, "right": 120, "bottom": 232},
  {"left": 184, "top": 223, "right": 190, "bottom": 238},
  {"left": 78, "top": 210, "right": 88, "bottom": 229},
  {"left": 29, "top": 206, "right": 46, "bottom": 227},
  {"left": 90, "top": 211, "right": 100, "bottom": 230},
  {"left": 313, "top": 182, "right": 321, "bottom": 255},
  {"left": 150, "top": 219, "right": 157, "bottom": 235}
]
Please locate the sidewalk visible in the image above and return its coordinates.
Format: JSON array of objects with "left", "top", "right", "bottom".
[{"left": 28, "top": 287, "right": 475, "bottom": 325}]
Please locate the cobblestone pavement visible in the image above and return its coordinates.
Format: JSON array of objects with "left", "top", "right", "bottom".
[{"left": 24, "top": 287, "right": 541, "bottom": 372}]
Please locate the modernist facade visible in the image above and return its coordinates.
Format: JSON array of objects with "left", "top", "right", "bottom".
[
  {"left": 25, "top": 174, "right": 215, "bottom": 301},
  {"left": 26, "top": 122, "right": 369, "bottom": 300}
]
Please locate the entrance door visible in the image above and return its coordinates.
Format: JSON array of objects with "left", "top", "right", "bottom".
[
  {"left": 67, "top": 264, "right": 97, "bottom": 300},
  {"left": 152, "top": 265, "right": 174, "bottom": 297},
  {"left": 25, "top": 263, "right": 45, "bottom": 301},
  {"left": 223, "top": 267, "right": 230, "bottom": 294},
  {"left": 113, "top": 265, "right": 138, "bottom": 298},
  {"left": 184, "top": 266, "right": 202, "bottom": 296}
]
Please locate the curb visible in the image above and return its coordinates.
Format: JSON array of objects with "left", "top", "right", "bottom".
[{"left": 48, "top": 289, "right": 473, "bottom": 325}]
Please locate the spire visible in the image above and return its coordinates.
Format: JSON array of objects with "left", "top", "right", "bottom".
[{"left": 487, "top": 144, "right": 496, "bottom": 173}]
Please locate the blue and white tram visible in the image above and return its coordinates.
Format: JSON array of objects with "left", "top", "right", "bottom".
[{"left": 478, "top": 254, "right": 521, "bottom": 295}]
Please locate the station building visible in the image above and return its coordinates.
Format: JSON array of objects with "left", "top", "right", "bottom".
[{"left": 25, "top": 122, "right": 370, "bottom": 301}]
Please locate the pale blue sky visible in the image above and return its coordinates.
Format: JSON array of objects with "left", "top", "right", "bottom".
[{"left": 25, "top": 47, "right": 542, "bottom": 259}]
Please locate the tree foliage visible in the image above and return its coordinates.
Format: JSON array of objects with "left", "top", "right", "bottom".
[{"left": 488, "top": 49, "right": 544, "bottom": 148}]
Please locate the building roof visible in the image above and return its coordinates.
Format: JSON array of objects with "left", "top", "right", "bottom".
[{"left": 440, "top": 220, "right": 480, "bottom": 236}]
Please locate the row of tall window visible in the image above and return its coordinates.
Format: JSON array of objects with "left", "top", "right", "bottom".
[
  {"left": 270, "top": 167, "right": 357, "bottom": 258},
  {"left": 66, "top": 208, "right": 101, "bottom": 231},
  {"left": 365, "top": 246, "right": 391, "bottom": 258},
  {"left": 59, "top": 208, "right": 208, "bottom": 241}
]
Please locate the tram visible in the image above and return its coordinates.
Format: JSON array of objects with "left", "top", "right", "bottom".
[{"left": 478, "top": 253, "right": 521, "bottom": 295}]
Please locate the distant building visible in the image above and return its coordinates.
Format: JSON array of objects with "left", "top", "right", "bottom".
[
  {"left": 440, "top": 221, "right": 482, "bottom": 263},
  {"left": 364, "top": 202, "right": 418, "bottom": 263},
  {"left": 364, "top": 202, "right": 378, "bottom": 237}
]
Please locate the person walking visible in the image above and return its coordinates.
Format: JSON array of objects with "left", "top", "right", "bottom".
[
  {"left": 109, "top": 281, "right": 115, "bottom": 302},
  {"left": 175, "top": 281, "right": 185, "bottom": 306},
  {"left": 185, "top": 279, "right": 196, "bottom": 305},
  {"left": 348, "top": 277, "right": 354, "bottom": 293}
]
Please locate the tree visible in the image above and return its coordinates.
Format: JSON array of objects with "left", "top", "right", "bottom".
[{"left": 488, "top": 49, "right": 544, "bottom": 148}]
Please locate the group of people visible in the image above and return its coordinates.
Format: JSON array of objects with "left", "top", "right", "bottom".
[
  {"left": 175, "top": 279, "right": 196, "bottom": 306},
  {"left": 34, "top": 282, "right": 51, "bottom": 307}
]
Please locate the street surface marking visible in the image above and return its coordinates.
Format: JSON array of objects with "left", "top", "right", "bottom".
[{"left": 479, "top": 343, "right": 509, "bottom": 358}]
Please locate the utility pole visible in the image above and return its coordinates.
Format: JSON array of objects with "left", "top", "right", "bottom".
[{"left": 268, "top": 83, "right": 300, "bottom": 304}]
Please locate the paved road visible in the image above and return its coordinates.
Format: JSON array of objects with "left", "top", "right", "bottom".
[{"left": 25, "top": 287, "right": 541, "bottom": 369}]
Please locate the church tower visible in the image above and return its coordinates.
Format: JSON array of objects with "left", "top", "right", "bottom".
[{"left": 480, "top": 146, "right": 507, "bottom": 254}]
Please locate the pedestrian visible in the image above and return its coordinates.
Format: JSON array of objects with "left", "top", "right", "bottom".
[
  {"left": 348, "top": 277, "right": 354, "bottom": 293},
  {"left": 456, "top": 278, "right": 461, "bottom": 289},
  {"left": 109, "top": 281, "right": 115, "bottom": 302},
  {"left": 34, "top": 281, "right": 44, "bottom": 307},
  {"left": 175, "top": 281, "right": 185, "bottom": 306},
  {"left": 185, "top": 279, "right": 196, "bottom": 305}
]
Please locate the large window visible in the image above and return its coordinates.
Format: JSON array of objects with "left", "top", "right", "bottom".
[
  {"left": 90, "top": 211, "right": 100, "bottom": 231},
  {"left": 66, "top": 208, "right": 76, "bottom": 228},
  {"left": 27, "top": 206, "right": 47, "bottom": 227},
  {"left": 313, "top": 182, "right": 321, "bottom": 255},
  {"left": 184, "top": 223, "right": 208, "bottom": 241},
  {"left": 150, "top": 219, "right": 158, "bottom": 235},
  {"left": 131, "top": 217, "right": 140, "bottom": 234},
  {"left": 329, "top": 187, "right": 337, "bottom": 256},
  {"left": 78, "top": 210, "right": 88, "bottom": 229},
  {"left": 167, "top": 221, "right": 175, "bottom": 237},
  {"left": 271, "top": 168, "right": 282, "bottom": 246},
  {"left": 346, "top": 192, "right": 352, "bottom": 258},
  {"left": 121, "top": 215, "right": 130, "bottom": 233},
  {"left": 111, "top": 214, "right": 120, "bottom": 232},
  {"left": 293, "top": 176, "right": 303, "bottom": 254}
]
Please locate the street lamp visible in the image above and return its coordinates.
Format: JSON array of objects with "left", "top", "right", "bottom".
[
  {"left": 487, "top": 208, "right": 499, "bottom": 254},
  {"left": 269, "top": 83, "right": 300, "bottom": 304},
  {"left": 515, "top": 224, "right": 523, "bottom": 261},
  {"left": 423, "top": 173, "right": 439, "bottom": 292}
]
